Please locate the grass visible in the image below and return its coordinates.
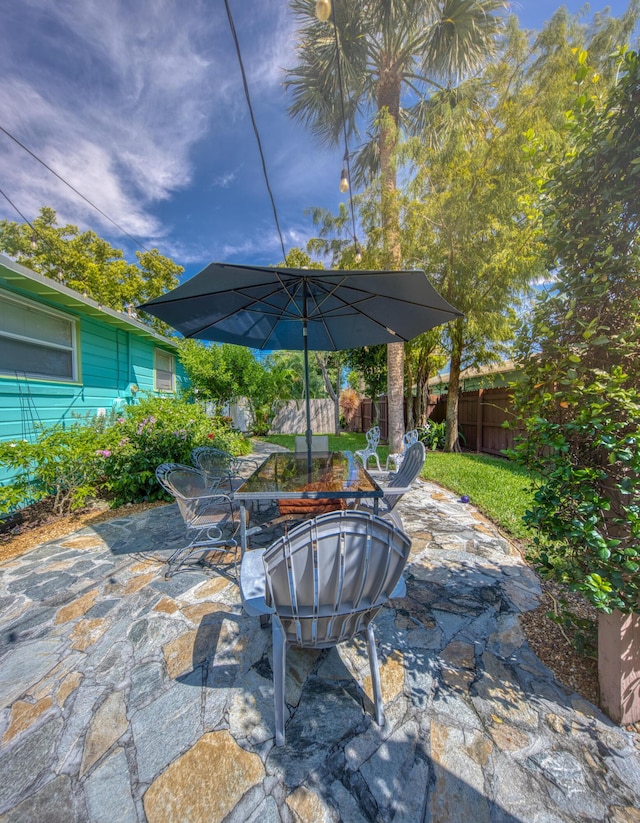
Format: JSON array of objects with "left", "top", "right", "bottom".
[
  {"left": 421, "top": 451, "right": 534, "bottom": 541},
  {"left": 258, "top": 434, "right": 535, "bottom": 543}
]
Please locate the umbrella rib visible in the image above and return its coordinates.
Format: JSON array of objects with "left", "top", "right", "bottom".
[{"left": 182, "top": 282, "right": 305, "bottom": 339}]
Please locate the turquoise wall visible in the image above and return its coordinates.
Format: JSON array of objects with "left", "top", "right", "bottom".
[{"left": 0, "top": 292, "right": 187, "bottom": 445}]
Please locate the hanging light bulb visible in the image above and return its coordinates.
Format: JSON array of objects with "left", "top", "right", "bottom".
[
  {"left": 315, "top": 0, "right": 331, "bottom": 22},
  {"left": 30, "top": 235, "right": 37, "bottom": 250},
  {"left": 56, "top": 269, "right": 64, "bottom": 281},
  {"left": 355, "top": 246, "right": 362, "bottom": 264},
  {"left": 339, "top": 168, "right": 349, "bottom": 193}
]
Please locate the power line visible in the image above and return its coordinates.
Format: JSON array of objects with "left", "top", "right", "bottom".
[
  {"left": 0, "top": 186, "right": 38, "bottom": 234},
  {"left": 0, "top": 124, "right": 151, "bottom": 253},
  {"left": 224, "top": 0, "right": 287, "bottom": 262}
]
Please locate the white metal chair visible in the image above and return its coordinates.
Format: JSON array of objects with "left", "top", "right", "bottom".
[
  {"left": 354, "top": 425, "right": 382, "bottom": 473},
  {"left": 240, "top": 509, "right": 411, "bottom": 746},
  {"left": 191, "top": 446, "right": 259, "bottom": 492},
  {"left": 354, "top": 441, "right": 426, "bottom": 531},
  {"left": 155, "top": 463, "right": 240, "bottom": 578},
  {"left": 385, "top": 428, "right": 420, "bottom": 472}
]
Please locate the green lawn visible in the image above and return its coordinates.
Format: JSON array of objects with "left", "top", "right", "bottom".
[
  {"left": 257, "top": 435, "right": 535, "bottom": 543},
  {"left": 421, "top": 451, "right": 534, "bottom": 541}
]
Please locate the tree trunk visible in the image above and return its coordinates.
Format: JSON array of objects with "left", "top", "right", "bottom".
[
  {"left": 316, "top": 353, "right": 340, "bottom": 434},
  {"left": 445, "top": 318, "right": 464, "bottom": 452},
  {"left": 378, "top": 73, "right": 404, "bottom": 453},
  {"left": 405, "top": 355, "right": 415, "bottom": 431},
  {"left": 387, "top": 342, "right": 405, "bottom": 446}
]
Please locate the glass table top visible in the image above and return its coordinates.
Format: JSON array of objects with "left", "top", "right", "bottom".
[{"left": 235, "top": 451, "right": 382, "bottom": 500}]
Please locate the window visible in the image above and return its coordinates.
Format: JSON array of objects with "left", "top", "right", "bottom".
[
  {"left": 0, "top": 290, "right": 78, "bottom": 382},
  {"left": 155, "top": 349, "right": 175, "bottom": 392}
]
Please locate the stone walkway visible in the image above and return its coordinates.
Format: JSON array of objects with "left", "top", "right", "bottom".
[{"left": 1, "top": 460, "right": 639, "bottom": 822}]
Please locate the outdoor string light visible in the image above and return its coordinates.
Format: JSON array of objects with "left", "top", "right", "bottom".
[
  {"left": 315, "top": 0, "right": 331, "bottom": 22},
  {"left": 339, "top": 167, "right": 349, "bottom": 193}
]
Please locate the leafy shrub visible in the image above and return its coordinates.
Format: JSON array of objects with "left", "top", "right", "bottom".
[
  {"left": 0, "top": 423, "right": 106, "bottom": 516},
  {"left": 418, "top": 422, "right": 465, "bottom": 451},
  {"left": 0, "top": 396, "right": 253, "bottom": 515},
  {"left": 512, "top": 50, "right": 640, "bottom": 613},
  {"left": 100, "top": 396, "right": 248, "bottom": 506}
]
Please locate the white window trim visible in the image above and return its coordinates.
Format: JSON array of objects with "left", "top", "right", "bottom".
[
  {"left": 154, "top": 348, "right": 175, "bottom": 393},
  {"left": 0, "top": 289, "right": 79, "bottom": 382}
]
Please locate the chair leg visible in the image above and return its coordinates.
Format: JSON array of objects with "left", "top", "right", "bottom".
[
  {"left": 366, "top": 622, "right": 385, "bottom": 727},
  {"left": 272, "top": 617, "right": 287, "bottom": 746}
]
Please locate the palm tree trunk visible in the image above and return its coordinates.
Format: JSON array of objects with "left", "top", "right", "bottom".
[{"left": 378, "top": 77, "right": 404, "bottom": 453}]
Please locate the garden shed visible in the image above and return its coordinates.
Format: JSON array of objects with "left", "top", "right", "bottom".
[{"left": 0, "top": 253, "right": 187, "bottom": 445}]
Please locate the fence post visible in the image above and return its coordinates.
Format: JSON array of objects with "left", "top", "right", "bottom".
[{"left": 476, "top": 388, "right": 483, "bottom": 453}]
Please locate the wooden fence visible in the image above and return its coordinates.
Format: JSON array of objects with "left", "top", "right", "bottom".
[{"left": 356, "top": 387, "right": 517, "bottom": 456}]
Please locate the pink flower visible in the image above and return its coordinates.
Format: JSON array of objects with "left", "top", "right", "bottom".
[{"left": 96, "top": 449, "right": 112, "bottom": 457}]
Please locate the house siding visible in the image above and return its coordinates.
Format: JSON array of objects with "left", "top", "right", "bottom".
[{"left": 0, "top": 258, "right": 187, "bottom": 447}]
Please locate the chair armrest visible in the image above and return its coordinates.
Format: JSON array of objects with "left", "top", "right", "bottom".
[
  {"left": 240, "top": 550, "right": 274, "bottom": 617},
  {"left": 380, "top": 486, "right": 413, "bottom": 497}
]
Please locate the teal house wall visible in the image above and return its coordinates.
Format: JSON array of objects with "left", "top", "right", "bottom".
[{"left": 0, "top": 254, "right": 188, "bottom": 445}]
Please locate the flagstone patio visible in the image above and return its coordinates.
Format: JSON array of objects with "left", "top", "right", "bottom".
[{"left": 0, "top": 461, "right": 639, "bottom": 822}]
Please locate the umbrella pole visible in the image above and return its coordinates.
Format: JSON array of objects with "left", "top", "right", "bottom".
[{"left": 303, "top": 282, "right": 313, "bottom": 468}]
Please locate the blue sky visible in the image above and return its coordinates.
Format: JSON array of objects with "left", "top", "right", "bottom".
[{"left": 0, "top": 1, "right": 636, "bottom": 280}]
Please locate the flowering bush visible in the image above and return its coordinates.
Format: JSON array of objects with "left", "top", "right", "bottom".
[
  {"left": 100, "top": 397, "right": 248, "bottom": 506},
  {"left": 0, "top": 396, "right": 252, "bottom": 514}
]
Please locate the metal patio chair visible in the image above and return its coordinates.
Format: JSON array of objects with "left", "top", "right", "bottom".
[
  {"left": 385, "top": 428, "right": 420, "bottom": 473},
  {"left": 354, "top": 440, "right": 426, "bottom": 531},
  {"left": 354, "top": 425, "right": 382, "bottom": 473},
  {"left": 191, "top": 446, "right": 259, "bottom": 492},
  {"left": 155, "top": 463, "right": 240, "bottom": 578},
  {"left": 240, "top": 509, "right": 411, "bottom": 746}
]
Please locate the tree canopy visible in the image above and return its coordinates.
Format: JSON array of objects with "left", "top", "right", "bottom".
[{"left": 0, "top": 207, "right": 182, "bottom": 330}]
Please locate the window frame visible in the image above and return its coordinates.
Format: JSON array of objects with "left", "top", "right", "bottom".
[
  {"left": 154, "top": 348, "right": 175, "bottom": 393},
  {"left": 0, "top": 289, "right": 79, "bottom": 383}
]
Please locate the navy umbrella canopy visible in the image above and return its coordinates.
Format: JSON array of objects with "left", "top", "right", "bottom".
[{"left": 138, "top": 262, "right": 462, "bottom": 458}]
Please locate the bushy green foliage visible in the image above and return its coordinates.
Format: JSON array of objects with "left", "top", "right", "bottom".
[
  {"left": 418, "top": 422, "right": 446, "bottom": 451},
  {"left": 0, "top": 422, "right": 106, "bottom": 515},
  {"left": 100, "top": 396, "right": 247, "bottom": 506},
  {"left": 0, "top": 396, "right": 252, "bottom": 515},
  {"left": 513, "top": 50, "right": 640, "bottom": 613}
]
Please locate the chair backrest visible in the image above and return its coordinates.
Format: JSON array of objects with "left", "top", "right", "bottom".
[
  {"left": 403, "top": 429, "right": 419, "bottom": 448},
  {"left": 156, "top": 463, "right": 212, "bottom": 523},
  {"left": 294, "top": 435, "right": 329, "bottom": 453},
  {"left": 192, "top": 447, "right": 233, "bottom": 478},
  {"left": 383, "top": 441, "right": 425, "bottom": 511},
  {"left": 366, "top": 426, "right": 380, "bottom": 450},
  {"left": 262, "top": 510, "right": 411, "bottom": 648}
]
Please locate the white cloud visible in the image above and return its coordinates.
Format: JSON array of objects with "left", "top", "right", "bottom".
[
  {"left": 212, "top": 170, "right": 239, "bottom": 189},
  {"left": 0, "top": 0, "right": 230, "bottom": 239}
]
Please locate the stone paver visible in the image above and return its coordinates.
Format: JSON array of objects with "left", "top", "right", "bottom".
[{"left": 0, "top": 446, "right": 639, "bottom": 822}]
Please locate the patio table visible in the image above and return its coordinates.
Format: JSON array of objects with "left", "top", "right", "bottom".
[{"left": 234, "top": 451, "right": 383, "bottom": 554}]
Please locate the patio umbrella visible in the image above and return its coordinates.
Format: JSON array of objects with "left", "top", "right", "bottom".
[{"left": 138, "top": 262, "right": 462, "bottom": 463}]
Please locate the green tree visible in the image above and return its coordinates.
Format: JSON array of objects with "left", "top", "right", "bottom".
[
  {"left": 0, "top": 207, "right": 182, "bottom": 328},
  {"left": 405, "top": 330, "right": 448, "bottom": 429},
  {"left": 344, "top": 344, "right": 387, "bottom": 423},
  {"left": 402, "top": 5, "right": 639, "bottom": 450},
  {"left": 513, "top": 49, "right": 640, "bottom": 613},
  {"left": 286, "top": 0, "right": 505, "bottom": 453}
]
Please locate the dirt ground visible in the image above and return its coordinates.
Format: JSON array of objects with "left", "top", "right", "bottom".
[{"left": 0, "top": 497, "right": 602, "bottom": 711}]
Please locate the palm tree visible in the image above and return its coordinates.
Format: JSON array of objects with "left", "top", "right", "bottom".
[{"left": 286, "top": 0, "right": 506, "bottom": 452}]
